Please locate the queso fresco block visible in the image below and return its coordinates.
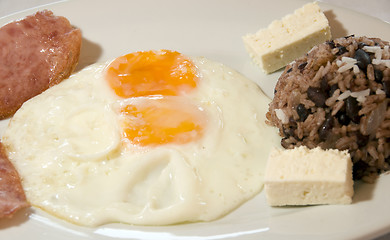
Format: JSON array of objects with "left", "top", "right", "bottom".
[
  {"left": 264, "top": 146, "right": 354, "bottom": 206},
  {"left": 242, "top": 2, "right": 331, "bottom": 74}
]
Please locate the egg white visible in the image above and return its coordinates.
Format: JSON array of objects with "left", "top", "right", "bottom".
[{"left": 2, "top": 56, "right": 280, "bottom": 226}]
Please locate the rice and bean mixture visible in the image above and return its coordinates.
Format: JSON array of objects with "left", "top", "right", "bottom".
[{"left": 266, "top": 36, "right": 390, "bottom": 183}]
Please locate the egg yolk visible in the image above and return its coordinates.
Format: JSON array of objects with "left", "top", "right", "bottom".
[
  {"left": 105, "top": 50, "right": 205, "bottom": 147},
  {"left": 105, "top": 50, "right": 199, "bottom": 98},
  {"left": 120, "top": 97, "right": 205, "bottom": 146}
]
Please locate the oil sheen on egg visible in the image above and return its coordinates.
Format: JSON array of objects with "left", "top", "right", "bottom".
[{"left": 2, "top": 50, "right": 280, "bottom": 226}]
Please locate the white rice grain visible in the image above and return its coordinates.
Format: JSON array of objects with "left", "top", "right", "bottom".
[
  {"left": 353, "top": 65, "right": 360, "bottom": 74},
  {"left": 351, "top": 89, "right": 370, "bottom": 103},
  {"left": 338, "top": 90, "right": 351, "bottom": 101},
  {"left": 275, "top": 109, "right": 288, "bottom": 124},
  {"left": 376, "top": 89, "right": 386, "bottom": 95}
]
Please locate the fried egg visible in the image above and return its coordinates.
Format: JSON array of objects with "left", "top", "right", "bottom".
[{"left": 2, "top": 50, "right": 280, "bottom": 226}]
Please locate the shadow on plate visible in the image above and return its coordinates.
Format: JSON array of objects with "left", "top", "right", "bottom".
[
  {"left": 324, "top": 10, "right": 349, "bottom": 38},
  {"left": 74, "top": 37, "right": 103, "bottom": 72},
  {"left": 352, "top": 179, "right": 376, "bottom": 203}
]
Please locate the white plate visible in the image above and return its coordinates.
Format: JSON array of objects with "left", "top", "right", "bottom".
[{"left": 0, "top": 0, "right": 390, "bottom": 239}]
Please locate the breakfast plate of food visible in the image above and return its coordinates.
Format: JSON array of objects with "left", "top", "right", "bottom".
[{"left": 0, "top": 0, "right": 389, "bottom": 239}]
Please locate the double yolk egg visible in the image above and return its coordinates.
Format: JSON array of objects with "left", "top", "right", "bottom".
[
  {"left": 2, "top": 50, "right": 280, "bottom": 226},
  {"left": 105, "top": 50, "right": 205, "bottom": 146}
]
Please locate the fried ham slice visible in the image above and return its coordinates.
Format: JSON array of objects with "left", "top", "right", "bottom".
[
  {"left": 0, "top": 10, "right": 82, "bottom": 119},
  {"left": 0, "top": 142, "right": 29, "bottom": 218}
]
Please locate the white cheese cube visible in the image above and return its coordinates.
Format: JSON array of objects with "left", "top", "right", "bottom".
[
  {"left": 242, "top": 2, "right": 331, "bottom": 74},
  {"left": 264, "top": 146, "right": 354, "bottom": 206}
]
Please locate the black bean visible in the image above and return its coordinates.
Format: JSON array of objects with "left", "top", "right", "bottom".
[
  {"left": 327, "top": 40, "right": 335, "bottom": 49},
  {"left": 298, "top": 62, "right": 307, "bottom": 72},
  {"left": 336, "top": 45, "right": 347, "bottom": 55},
  {"left": 307, "top": 87, "right": 326, "bottom": 107},
  {"left": 354, "top": 49, "right": 371, "bottom": 70},
  {"left": 329, "top": 84, "right": 339, "bottom": 97},
  {"left": 383, "top": 80, "right": 390, "bottom": 98},
  {"left": 356, "top": 132, "right": 369, "bottom": 147},
  {"left": 320, "top": 77, "right": 329, "bottom": 93},
  {"left": 286, "top": 67, "right": 293, "bottom": 73},
  {"left": 336, "top": 111, "right": 350, "bottom": 125},
  {"left": 345, "top": 96, "right": 361, "bottom": 123},
  {"left": 374, "top": 69, "right": 383, "bottom": 83},
  {"left": 296, "top": 104, "right": 309, "bottom": 122},
  {"left": 358, "top": 42, "right": 368, "bottom": 49},
  {"left": 353, "top": 160, "right": 369, "bottom": 180},
  {"left": 319, "top": 115, "right": 334, "bottom": 141}
]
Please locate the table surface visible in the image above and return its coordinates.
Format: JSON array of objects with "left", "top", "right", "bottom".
[
  {"left": 0, "top": 0, "right": 389, "bottom": 23},
  {"left": 0, "top": 0, "right": 389, "bottom": 239}
]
